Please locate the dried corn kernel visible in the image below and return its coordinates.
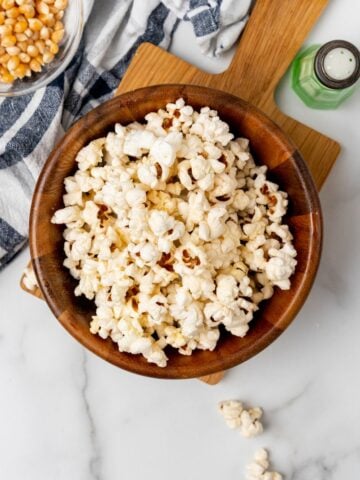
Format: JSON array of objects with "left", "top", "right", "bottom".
[
  {"left": 13, "top": 62, "right": 27, "bottom": 78},
  {"left": 19, "top": 4, "right": 35, "bottom": 18},
  {"left": 6, "top": 45, "right": 20, "bottom": 55},
  {"left": 1, "top": 70, "right": 15, "bottom": 82},
  {"left": 42, "top": 49, "right": 53, "bottom": 63},
  {"left": 17, "top": 40, "right": 27, "bottom": 51},
  {"left": 6, "top": 7, "right": 20, "bottom": 18},
  {"left": 38, "top": 12, "right": 54, "bottom": 27},
  {"left": 0, "top": 53, "right": 10, "bottom": 63},
  {"left": 39, "top": 26, "right": 49, "bottom": 39},
  {"left": 7, "top": 55, "right": 20, "bottom": 71},
  {"left": 54, "top": 0, "right": 67, "bottom": 9},
  {"left": 2, "top": 0, "right": 15, "bottom": 8},
  {"left": 19, "top": 51, "right": 30, "bottom": 63},
  {"left": 0, "top": 12, "right": 5, "bottom": 25},
  {"left": 45, "top": 37, "right": 58, "bottom": 53},
  {"left": 1, "top": 34, "right": 17, "bottom": 47},
  {"left": 53, "top": 20, "right": 62, "bottom": 31},
  {"left": 14, "top": 18, "right": 27, "bottom": 32},
  {"left": 51, "top": 28, "right": 63, "bottom": 44},
  {"left": 0, "top": 25, "right": 12, "bottom": 35},
  {"left": 4, "top": 17, "right": 16, "bottom": 25},
  {"left": 29, "top": 57, "right": 41, "bottom": 71},
  {"left": 28, "top": 17, "right": 42, "bottom": 30},
  {"left": 36, "top": 1, "right": 50, "bottom": 15},
  {"left": 15, "top": 32, "right": 26, "bottom": 41},
  {"left": 34, "top": 39, "right": 45, "bottom": 54},
  {"left": 27, "top": 44, "right": 39, "bottom": 57}
]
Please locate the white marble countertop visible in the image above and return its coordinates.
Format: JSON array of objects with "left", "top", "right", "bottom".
[{"left": 1, "top": 1, "right": 359, "bottom": 478}]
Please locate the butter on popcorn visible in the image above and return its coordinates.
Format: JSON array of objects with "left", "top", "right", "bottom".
[{"left": 51, "top": 98, "right": 297, "bottom": 367}]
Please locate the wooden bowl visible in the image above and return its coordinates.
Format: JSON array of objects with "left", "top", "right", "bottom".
[{"left": 30, "top": 85, "right": 322, "bottom": 379}]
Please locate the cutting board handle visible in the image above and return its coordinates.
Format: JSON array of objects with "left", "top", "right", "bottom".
[{"left": 216, "top": 0, "right": 328, "bottom": 106}]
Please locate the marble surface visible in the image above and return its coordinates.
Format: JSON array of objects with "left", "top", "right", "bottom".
[{"left": 1, "top": 1, "right": 360, "bottom": 478}]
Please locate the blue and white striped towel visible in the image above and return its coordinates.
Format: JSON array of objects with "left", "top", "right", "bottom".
[{"left": 0, "top": 0, "right": 252, "bottom": 270}]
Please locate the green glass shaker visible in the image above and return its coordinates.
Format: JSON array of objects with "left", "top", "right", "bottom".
[{"left": 291, "top": 40, "right": 360, "bottom": 109}]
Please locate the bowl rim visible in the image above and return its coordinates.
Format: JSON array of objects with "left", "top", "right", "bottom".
[
  {"left": 0, "top": 0, "right": 84, "bottom": 97},
  {"left": 30, "top": 84, "right": 323, "bottom": 379}
]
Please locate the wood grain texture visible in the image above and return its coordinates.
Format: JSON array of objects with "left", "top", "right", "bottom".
[
  {"left": 117, "top": 0, "right": 340, "bottom": 190},
  {"left": 199, "top": 372, "right": 225, "bottom": 385},
  {"left": 29, "top": 85, "right": 322, "bottom": 380}
]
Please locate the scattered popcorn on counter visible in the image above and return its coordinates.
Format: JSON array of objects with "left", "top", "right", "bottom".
[
  {"left": 22, "top": 265, "right": 39, "bottom": 292},
  {"left": 52, "top": 98, "right": 297, "bottom": 367},
  {"left": 246, "top": 448, "right": 283, "bottom": 480},
  {"left": 218, "top": 400, "right": 263, "bottom": 437}
]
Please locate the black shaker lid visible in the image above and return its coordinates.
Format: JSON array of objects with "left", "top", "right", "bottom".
[{"left": 314, "top": 40, "right": 360, "bottom": 89}]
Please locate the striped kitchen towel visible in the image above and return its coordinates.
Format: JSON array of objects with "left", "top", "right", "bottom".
[{"left": 0, "top": 0, "right": 252, "bottom": 270}]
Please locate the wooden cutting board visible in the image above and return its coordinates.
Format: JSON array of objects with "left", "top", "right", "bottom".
[{"left": 21, "top": 0, "right": 340, "bottom": 386}]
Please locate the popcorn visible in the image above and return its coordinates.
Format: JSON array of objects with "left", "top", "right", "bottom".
[
  {"left": 22, "top": 265, "right": 38, "bottom": 292},
  {"left": 139, "top": 293, "right": 169, "bottom": 325},
  {"left": 218, "top": 400, "right": 244, "bottom": 429},
  {"left": 137, "top": 163, "right": 161, "bottom": 188},
  {"left": 125, "top": 187, "right": 146, "bottom": 207},
  {"left": 190, "top": 107, "right": 234, "bottom": 146},
  {"left": 177, "top": 301, "right": 204, "bottom": 337},
  {"left": 207, "top": 206, "right": 227, "bottom": 239},
  {"left": 245, "top": 449, "right": 283, "bottom": 480},
  {"left": 182, "top": 272, "right": 215, "bottom": 300},
  {"left": 123, "top": 129, "right": 156, "bottom": 157},
  {"left": 81, "top": 201, "right": 99, "bottom": 227},
  {"left": 178, "top": 160, "right": 196, "bottom": 190},
  {"left": 76, "top": 138, "right": 105, "bottom": 171},
  {"left": 198, "top": 327, "right": 220, "bottom": 350},
  {"left": 148, "top": 210, "right": 174, "bottom": 237},
  {"left": 139, "top": 242, "right": 161, "bottom": 265},
  {"left": 52, "top": 99, "right": 297, "bottom": 367},
  {"left": 265, "top": 244, "right": 297, "bottom": 290},
  {"left": 150, "top": 138, "right": 177, "bottom": 167},
  {"left": 216, "top": 274, "right": 238, "bottom": 304},
  {"left": 104, "top": 132, "right": 124, "bottom": 160},
  {"left": 51, "top": 206, "right": 81, "bottom": 224},
  {"left": 69, "top": 232, "right": 92, "bottom": 262},
  {"left": 218, "top": 400, "right": 263, "bottom": 438}
]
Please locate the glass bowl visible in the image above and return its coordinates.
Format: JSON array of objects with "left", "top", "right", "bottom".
[{"left": 0, "top": 0, "right": 84, "bottom": 97}]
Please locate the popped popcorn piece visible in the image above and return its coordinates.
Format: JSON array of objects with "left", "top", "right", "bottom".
[
  {"left": 150, "top": 138, "right": 177, "bottom": 167},
  {"left": 76, "top": 139, "right": 105, "bottom": 171},
  {"left": 52, "top": 206, "right": 81, "bottom": 224},
  {"left": 22, "top": 265, "right": 38, "bottom": 292},
  {"left": 51, "top": 99, "right": 297, "bottom": 367},
  {"left": 265, "top": 244, "right": 297, "bottom": 290},
  {"left": 218, "top": 400, "right": 263, "bottom": 437},
  {"left": 218, "top": 400, "right": 244, "bottom": 429},
  {"left": 246, "top": 449, "right": 283, "bottom": 480}
]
